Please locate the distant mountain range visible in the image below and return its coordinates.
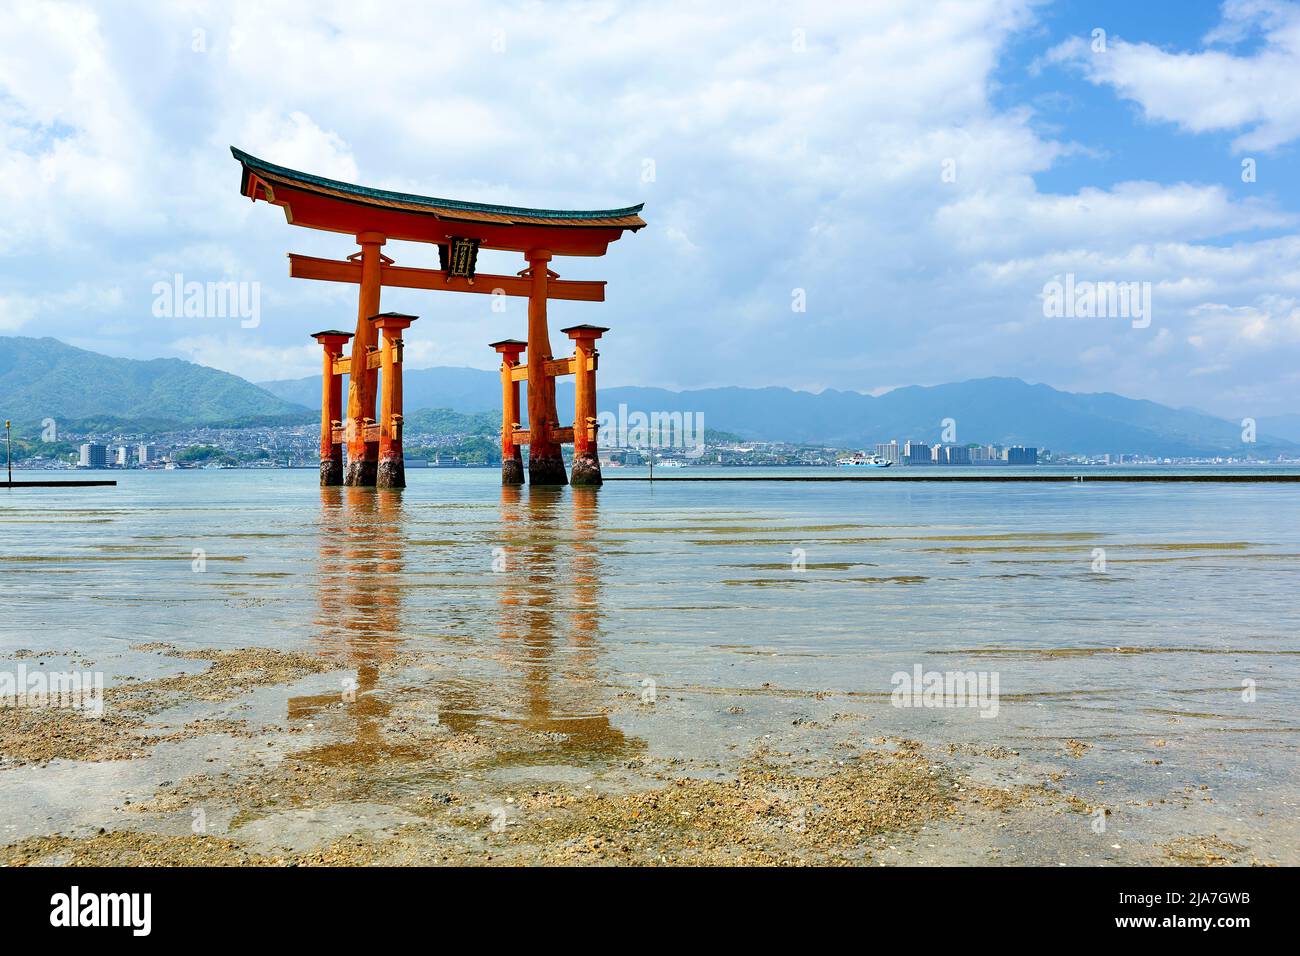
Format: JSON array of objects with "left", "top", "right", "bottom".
[
  {"left": 0, "top": 336, "right": 312, "bottom": 430},
  {"left": 261, "top": 365, "right": 503, "bottom": 416},
  {"left": 261, "top": 365, "right": 1298, "bottom": 457},
  {"left": 1256, "top": 413, "right": 1300, "bottom": 443},
  {"left": 0, "top": 335, "right": 1293, "bottom": 456}
]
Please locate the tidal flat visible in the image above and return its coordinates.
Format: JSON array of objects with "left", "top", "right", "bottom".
[{"left": 0, "top": 469, "right": 1296, "bottom": 866}]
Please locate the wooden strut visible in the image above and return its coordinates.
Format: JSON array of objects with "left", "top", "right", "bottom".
[
  {"left": 327, "top": 342, "right": 402, "bottom": 377},
  {"left": 289, "top": 254, "right": 607, "bottom": 302}
]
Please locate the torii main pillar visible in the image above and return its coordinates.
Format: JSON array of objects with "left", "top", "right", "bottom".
[
  {"left": 524, "top": 249, "right": 567, "bottom": 485},
  {"left": 345, "top": 231, "right": 387, "bottom": 486}
]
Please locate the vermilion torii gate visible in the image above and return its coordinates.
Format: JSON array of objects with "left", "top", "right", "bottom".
[{"left": 231, "top": 147, "right": 645, "bottom": 489}]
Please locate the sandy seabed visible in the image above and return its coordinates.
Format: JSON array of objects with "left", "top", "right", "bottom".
[{"left": 0, "top": 641, "right": 1277, "bottom": 867}]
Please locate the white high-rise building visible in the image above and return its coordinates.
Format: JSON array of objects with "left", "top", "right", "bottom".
[{"left": 137, "top": 444, "right": 158, "bottom": 466}]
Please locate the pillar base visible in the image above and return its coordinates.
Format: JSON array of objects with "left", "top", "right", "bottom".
[
  {"left": 502, "top": 455, "right": 524, "bottom": 485},
  {"left": 320, "top": 456, "right": 343, "bottom": 487},
  {"left": 345, "top": 458, "right": 378, "bottom": 487},
  {"left": 528, "top": 451, "right": 569, "bottom": 486},
  {"left": 377, "top": 458, "right": 405, "bottom": 489},
  {"left": 570, "top": 453, "right": 603, "bottom": 486}
]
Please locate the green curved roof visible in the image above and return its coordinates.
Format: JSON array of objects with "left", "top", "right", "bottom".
[{"left": 231, "top": 146, "right": 645, "bottom": 223}]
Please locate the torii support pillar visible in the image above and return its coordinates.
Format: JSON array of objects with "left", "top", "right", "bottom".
[
  {"left": 491, "top": 339, "right": 526, "bottom": 485},
  {"left": 312, "top": 330, "right": 353, "bottom": 486},
  {"left": 525, "top": 249, "right": 567, "bottom": 485},
  {"left": 371, "top": 312, "right": 417, "bottom": 489},
  {"left": 345, "top": 231, "right": 387, "bottom": 487},
  {"left": 563, "top": 324, "right": 607, "bottom": 486}
]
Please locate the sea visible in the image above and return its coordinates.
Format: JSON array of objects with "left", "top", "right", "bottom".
[{"left": 1, "top": 465, "right": 1296, "bottom": 861}]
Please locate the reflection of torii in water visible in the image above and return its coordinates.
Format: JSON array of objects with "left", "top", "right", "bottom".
[
  {"left": 291, "top": 484, "right": 639, "bottom": 769},
  {"left": 495, "top": 485, "right": 639, "bottom": 763},
  {"left": 289, "top": 487, "right": 412, "bottom": 766}
]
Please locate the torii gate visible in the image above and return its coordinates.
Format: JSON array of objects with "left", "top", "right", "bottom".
[{"left": 231, "top": 147, "right": 645, "bottom": 489}]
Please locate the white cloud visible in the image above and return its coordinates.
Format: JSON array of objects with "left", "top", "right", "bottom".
[
  {"left": 167, "top": 334, "right": 320, "bottom": 383},
  {"left": 1047, "top": 0, "right": 1300, "bottom": 152},
  {"left": 0, "top": 0, "right": 1299, "bottom": 416},
  {"left": 937, "top": 180, "right": 1293, "bottom": 257},
  {"left": 0, "top": 282, "right": 123, "bottom": 332},
  {"left": 237, "top": 111, "right": 358, "bottom": 182},
  {"left": 1188, "top": 295, "right": 1300, "bottom": 351},
  {"left": 0, "top": 293, "right": 39, "bottom": 332},
  {"left": 0, "top": 1, "right": 164, "bottom": 252}
]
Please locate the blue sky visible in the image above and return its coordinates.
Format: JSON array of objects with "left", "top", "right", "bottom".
[
  {"left": 1, "top": 0, "right": 1298, "bottom": 417},
  {"left": 1002, "top": 1, "right": 1298, "bottom": 214}
]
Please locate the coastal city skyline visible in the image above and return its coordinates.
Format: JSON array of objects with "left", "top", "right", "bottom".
[{"left": 43, "top": 428, "right": 1286, "bottom": 472}]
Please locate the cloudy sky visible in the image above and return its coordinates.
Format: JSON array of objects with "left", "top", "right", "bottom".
[{"left": 2, "top": 0, "right": 1299, "bottom": 416}]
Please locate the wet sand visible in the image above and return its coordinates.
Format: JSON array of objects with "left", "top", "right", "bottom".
[{"left": 0, "top": 640, "right": 1280, "bottom": 866}]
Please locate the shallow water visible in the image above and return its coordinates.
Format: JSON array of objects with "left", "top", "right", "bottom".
[{"left": 2, "top": 469, "right": 1297, "bottom": 862}]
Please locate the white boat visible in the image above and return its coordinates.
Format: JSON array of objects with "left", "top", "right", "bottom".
[{"left": 836, "top": 454, "right": 892, "bottom": 468}]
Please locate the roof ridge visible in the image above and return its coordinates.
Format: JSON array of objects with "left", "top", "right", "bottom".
[{"left": 230, "top": 146, "right": 645, "bottom": 221}]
